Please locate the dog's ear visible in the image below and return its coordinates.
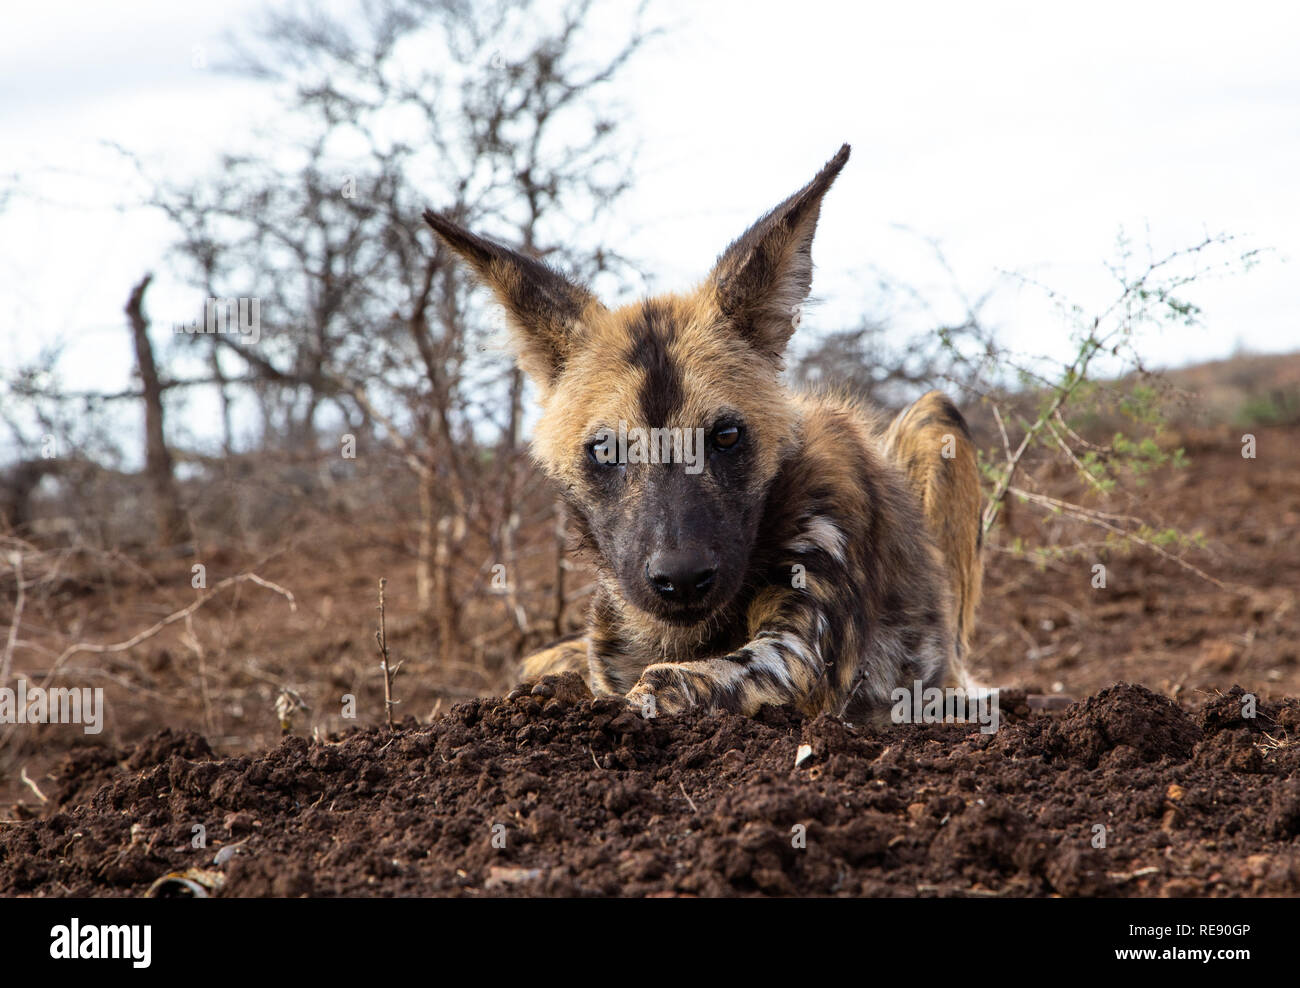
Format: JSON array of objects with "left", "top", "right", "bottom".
[
  {"left": 423, "top": 211, "right": 602, "bottom": 390},
  {"left": 707, "top": 144, "right": 850, "bottom": 361}
]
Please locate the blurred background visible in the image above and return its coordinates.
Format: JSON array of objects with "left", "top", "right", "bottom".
[{"left": 2, "top": 0, "right": 1297, "bottom": 806}]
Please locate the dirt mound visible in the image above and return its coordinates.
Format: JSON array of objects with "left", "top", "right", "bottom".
[
  {"left": 2, "top": 675, "right": 1298, "bottom": 897},
  {"left": 1044, "top": 683, "right": 1204, "bottom": 767}
]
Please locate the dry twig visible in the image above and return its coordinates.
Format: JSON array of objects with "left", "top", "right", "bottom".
[{"left": 375, "top": 578, "right": 401, "bottom": 731}]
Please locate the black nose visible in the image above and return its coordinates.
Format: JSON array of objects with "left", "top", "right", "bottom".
[{"left": 646, "top": 551, "right": 717, "bottom": 606}]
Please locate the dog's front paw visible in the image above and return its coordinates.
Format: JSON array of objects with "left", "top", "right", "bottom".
[{"left": 625, "top": 669, "right": 693, "bottom": 719}]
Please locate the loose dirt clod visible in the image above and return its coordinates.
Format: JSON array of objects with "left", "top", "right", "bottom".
[{"left": 2, "top": 677, "right": 1297, "bottom": 897}]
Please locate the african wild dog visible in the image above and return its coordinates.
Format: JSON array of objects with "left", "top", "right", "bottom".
[{"left": 423, "top": 144, "right": 983, "bottom": 720}]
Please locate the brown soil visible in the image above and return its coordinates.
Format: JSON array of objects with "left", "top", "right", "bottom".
[{"left": 3, "top": 676, "right": 1298, "bottom": 897}]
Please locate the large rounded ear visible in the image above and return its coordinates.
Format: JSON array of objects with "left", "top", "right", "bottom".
[
  {"left": 423, "top": 210, "right": 604, "bottom": 391},
  {"left": 707, "top": 144, "right": 850, "bottom": 361}
]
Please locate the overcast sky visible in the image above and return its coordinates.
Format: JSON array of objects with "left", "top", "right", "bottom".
[{"left": 3, "top": 0, "right": 1297, "bottom": 459}]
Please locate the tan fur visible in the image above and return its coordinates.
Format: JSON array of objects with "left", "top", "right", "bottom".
[
  {"left": 520, "top": 635, "right": 589, "bottom": 680},
  {"left": 531, "top": 293, "right": 799, "bottom": 498}
]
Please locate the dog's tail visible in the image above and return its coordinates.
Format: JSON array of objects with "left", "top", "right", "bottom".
[{"left": 883, "top": 391, "right": 984, "bottom": 688}]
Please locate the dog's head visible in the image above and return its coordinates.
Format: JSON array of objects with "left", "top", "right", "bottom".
[{"left": 425, "top": 145, "right": 849, "bottom": 626}]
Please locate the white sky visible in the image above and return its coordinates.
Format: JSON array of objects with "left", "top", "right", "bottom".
[{"left": 2, "top": 0, "right": 1298, "bottom": 460}]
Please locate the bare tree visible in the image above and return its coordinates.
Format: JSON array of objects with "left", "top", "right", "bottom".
[
  {"left": 125, "top": 0, "right": 651, "bottom": 663},
  {"left": 125, "top": 274, "right": 187, "bottom": 545}
]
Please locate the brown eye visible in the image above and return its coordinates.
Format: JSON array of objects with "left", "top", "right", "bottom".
[{"left": 712, "top": 425, "right": 741, "bottom": 450}]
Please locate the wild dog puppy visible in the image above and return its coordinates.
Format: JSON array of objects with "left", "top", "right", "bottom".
[{"left": 424, "top": 144, "right": 983, "bottom": 720}]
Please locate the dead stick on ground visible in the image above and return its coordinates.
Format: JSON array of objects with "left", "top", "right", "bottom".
[
  {"left": 375, "top": 578, "right": 401, "bottom": 731},
  {"left": 679, "top": 781, "right": 698, "bottom": 814},
  {"left": 44, "top": 572, "right": 295, "bottom": 680},
  {"left": 20, "top": 766, "right": 48, "bottom": 804},
  {"left": 1007, "top": 485, "right": 1235, "bottom": 591},
  {"left": 0, "top": 570, "right": 296, "bottom": 757}
]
